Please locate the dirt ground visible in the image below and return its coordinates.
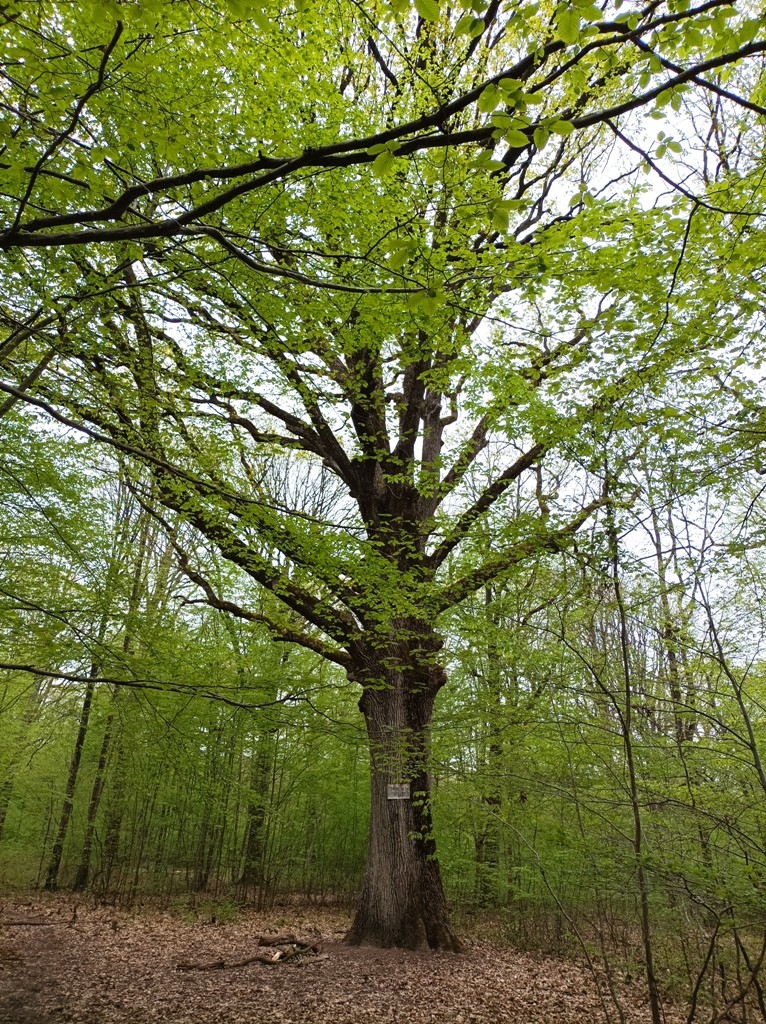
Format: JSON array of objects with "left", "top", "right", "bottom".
[{"left": 0, "top": 894, "right": 681, "bottom": 1024}]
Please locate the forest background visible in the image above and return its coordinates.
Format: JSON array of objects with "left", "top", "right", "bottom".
[{"left": 2, "top": 0, "right": 766, "bottom": 1019}]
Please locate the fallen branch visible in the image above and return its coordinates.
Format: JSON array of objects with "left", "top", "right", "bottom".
[
  {"left": 0, "top": 919, "right": 55, "bottom": 927},
  {"left": 176, "top": 939, "right": 322, "bottom": 971}
]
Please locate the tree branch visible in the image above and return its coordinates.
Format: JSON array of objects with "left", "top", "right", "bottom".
[
  {"left": 4, "top": 17, "right": 761, "bottom": 252},
  {"left": 428, "top": 442, "right": 545, "bottom": 569},
  {"left": 174, "top": 548, "right": 351, "bottom": 668},
  {"left": 0, "top": 662, "right": 303, "bottom": 712},
  {"left": 432, "top": 497, "right": 604, "bottom": 613},
  {"left": 8, "top": 20, "right": 124, "bottom": 233}
]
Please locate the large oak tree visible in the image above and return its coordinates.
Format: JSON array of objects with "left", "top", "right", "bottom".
[{"left": 1, "top": 0, "right": 765, "bottom": 948}]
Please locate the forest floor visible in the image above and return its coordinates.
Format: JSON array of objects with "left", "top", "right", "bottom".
[{"left": 0, "top": 893, "right": 684, "bottom": 1024}]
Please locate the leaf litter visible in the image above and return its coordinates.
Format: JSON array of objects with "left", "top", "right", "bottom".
[{"left": 0, "top": 895, "right": 685, "bottom": 1024}]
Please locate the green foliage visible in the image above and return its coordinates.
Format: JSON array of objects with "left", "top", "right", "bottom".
[{"left": 2, "top": 0, "right": 766, "bottom": 980}]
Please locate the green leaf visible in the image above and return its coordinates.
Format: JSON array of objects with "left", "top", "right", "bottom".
[
  {"left": 414, "top": 0, "right": 440, "bottom": 20},
  {"left": 738, "top": 18, "right": 761, "bottom": 44},
  {"left": 372, "top": 150, "right": 396, "bottom": 176},
  {"left": 470, "top": 152, "right": 507, "bottom": 171},
  {"left": 504, "top": 128, "right": 530, "bottom": 148},
  {"left": 388, "top": 239, "right": 416, "bottom": 269},
  {"left": 367, "top": 141, "right": 401, "bottom": 157},
  {"left": 251, "top": 7, "right": 271, "bottom": 29},
  {"left": 533, "top": 126, "right": 550, "bottom": 149},
  {"left": 556, "top": 6, "right": 580, "bottom": 44},
  {"left": 491, "top": 208, "right": 510, "bottom": 232},
  {"left": 549, "top": 119, "right": 575, "bottom": 136},
  {"left": 478, "top": 85, "right": 501, "bottom": 113},
  {"left": 406, "top": 289, "right": 442, "bottom": 315},
  {"left": 497, "top": 77, "right": 523, "bottom": 96},
  {"left": 575, "top": 1, "right": 601, "bottom": 19},
  {"left": 455, "top": 12, "right": 475, "bottom": 34}
]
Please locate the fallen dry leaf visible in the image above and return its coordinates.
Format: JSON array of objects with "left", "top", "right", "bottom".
[{"left": 0, "top": 894, "right": 685, "bottom": 1024}]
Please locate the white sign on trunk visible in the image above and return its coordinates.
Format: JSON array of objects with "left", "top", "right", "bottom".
[{"left": 387, "top": 783, "right": 410, "bottom": 800}]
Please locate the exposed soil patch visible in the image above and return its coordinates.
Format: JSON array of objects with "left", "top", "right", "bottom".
[{"left": 0, "top": 894, "right": 682, "bottom": 1024}]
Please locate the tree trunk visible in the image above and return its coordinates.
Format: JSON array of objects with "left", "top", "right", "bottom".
[
  {"left": 0, "top": 676, "right": 46, "bottom": 841},
  {"left": 474, "top": 584, "right": 503, "bottom": 907},
  {"left": 239, "top": 728, "right": 277, "bottom": 894},
  {"left": 44, "top": 673, "right": 96, "bottom": 890},
  {"left": 72, "top": 710, "right": 114, "bottom": 891},
  {"left": 100, "top": 741, "right": 126, "bottom": 898},
  {"left": 345, "top": 661, "right": 461, "bottom": 951}
]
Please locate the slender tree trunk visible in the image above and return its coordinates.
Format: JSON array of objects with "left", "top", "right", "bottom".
[
  {"left": 44, "top": 670, "right": 97, "bottom": 890},
  {"left": 72, "top": 709, "right": 114, "bottom": 890},
  {"left": 647, "top": 499, "right": 694, "bottom": 745},
  {"left": 475, "top": 584, "right": 503, "bottom": 907},
  {"left": 75, "top": 497, "right": 156, "bottom": 892},
  {"left": 43, "top": 496, "right": 129, "bottom": 891},
  {"left": 100, "top": 741, "right": 127, "bottom": 897},
  {"left": 48, "top": 471, "right": 149, "bottom": 892},
  {"left": 0, "top": 775, "right": 14, "bottom": 842},
  {"left": 345, "top": 655, "right": 461, "bottom": 951},
  {"left": 129, "top": 781, "right": 160, "bottom": 901},
  {"left": 193, "top": 717, "right": 225, "bottom": 892},
  {"left": 0, "top": 677, "right": 46, "bottom": 841},
  {"left": 211, "top": 733, "right": 237, "bottom": 895},
  {"left": 239, "top": 728, "right": 277, "bottom": 892},
  {"left": 606, "top": 492, "right": 662, "bottom": 1024}
]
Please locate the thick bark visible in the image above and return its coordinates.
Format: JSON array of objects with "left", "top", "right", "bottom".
[{"left": 345, "top": 655, "right": 462, "bottom": 951}]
